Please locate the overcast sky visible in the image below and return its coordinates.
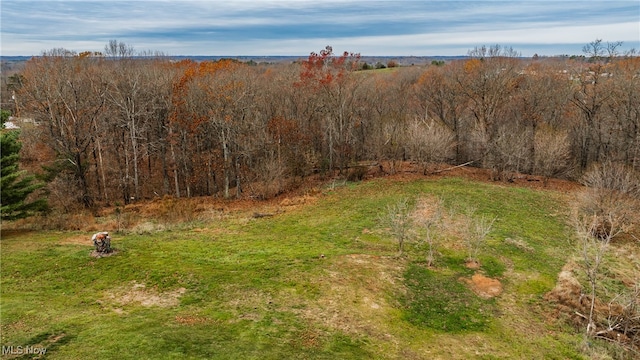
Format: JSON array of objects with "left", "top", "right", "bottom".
[{"left": 1, "top": 0, "right": 638, "bottom": 57}]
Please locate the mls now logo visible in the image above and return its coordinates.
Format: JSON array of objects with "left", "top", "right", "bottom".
[{"left": 2, "top": 345, "right": 47, "bottom": 355}]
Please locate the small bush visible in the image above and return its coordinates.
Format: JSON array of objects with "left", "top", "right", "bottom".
[
  {"left": 533, "top": 126, "right": 573, "bottom": 183},
  {"left": 406, "top": 119, "right": 456, "bottom": 174},
  {"left": 577, "top": 160, "right": 640, "bottom": 237}
]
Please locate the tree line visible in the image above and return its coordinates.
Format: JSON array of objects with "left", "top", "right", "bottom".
[{"left": 5, "top": 40, "right": 640, "bottom": 210}]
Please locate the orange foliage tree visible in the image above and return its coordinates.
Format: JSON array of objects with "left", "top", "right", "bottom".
[{"left": 296, "top": 46, "right": 363, "bottom": 173}]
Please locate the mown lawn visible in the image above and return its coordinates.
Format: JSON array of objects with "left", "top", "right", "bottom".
[{"left": 1, "top": 177, "right": 587, "bottom": 359}]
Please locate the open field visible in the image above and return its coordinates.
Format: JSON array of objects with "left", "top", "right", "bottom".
[{"left": 1, "top": 174, "right": 637, "bottom": 359}]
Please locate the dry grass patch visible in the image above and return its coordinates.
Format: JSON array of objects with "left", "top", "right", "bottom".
[
  {"left": 57, "top": 234, "right": 93, "bottom": 246},
  {"left": 279, "top": 194, "right": 318, "bottom": 208},
  {"left": 291, "top": 254, "right": 405, "bottom": 339},
  {"left": 103, "top": 281, "right": 186, "bottom": 310},
  {"left": 222, "top": 285, "right": 275, "bottom": 323},
  {"left": 174, "top": 314, "right": 214, "bottom": 326}
]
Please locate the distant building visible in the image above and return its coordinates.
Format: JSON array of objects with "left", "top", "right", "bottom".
[{"left": 3, "top": 121, "right": 19, "bottom": 129}]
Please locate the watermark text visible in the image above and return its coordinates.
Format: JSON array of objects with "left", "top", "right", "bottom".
[{"left": 2, "top": 345, "right": 47, "bottom": 356}]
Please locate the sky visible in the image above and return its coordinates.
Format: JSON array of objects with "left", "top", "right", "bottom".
[{"left": 1, "top": 0, "right": 639, "bottom": 57}]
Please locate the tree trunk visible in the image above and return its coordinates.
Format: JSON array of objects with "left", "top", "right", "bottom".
[
  {"left": 222, "top": 128, "right": 230, "bottom": 199},
  {"left": 130, "top": 118, "right": 140, "bottom": 200},
  {"left": 169, "top": 128, "right": 180, "bottom": 198}
]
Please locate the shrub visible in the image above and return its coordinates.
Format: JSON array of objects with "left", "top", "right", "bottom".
[
  {"left": 577, "top": 160, "right": 640, "bottom": 237},
  {"left": 533, "top": 126, "right": 573, "bottom": 183},
  {"left": 405, "top": 119, "right": 456, "bottom": 174}
]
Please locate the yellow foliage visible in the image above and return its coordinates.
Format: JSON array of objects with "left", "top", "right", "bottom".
[{"left": 464, "top": 58, "right": 482, "bottom": 73}]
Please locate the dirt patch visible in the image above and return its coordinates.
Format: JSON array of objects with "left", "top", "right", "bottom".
[
  {"left": 105, "top": 281, "right": 186, "bottom": 308},
  {"left": 462, "top": 273, "right": 503, "bottom": 299}
]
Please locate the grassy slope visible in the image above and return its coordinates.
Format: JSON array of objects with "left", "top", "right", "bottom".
[{"left": 0, "top": 177, "right": 586, "bottom": 359}]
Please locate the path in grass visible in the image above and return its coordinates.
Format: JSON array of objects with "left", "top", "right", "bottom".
[{"left": 0, "top": 177, "right": 584, "bottom": 359}]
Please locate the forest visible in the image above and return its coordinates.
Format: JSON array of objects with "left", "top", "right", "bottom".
[{"left": 2, "top": 40, "right": 639, "bottom": 211}]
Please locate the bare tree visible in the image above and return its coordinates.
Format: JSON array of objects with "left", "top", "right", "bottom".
[
  {"left": 104, "top": 48, "right": 151, "bottom": 203},
  {"left": 414, "top": 64, "right": 467, "bottom": 163},
  {"left": 578, "top": 160, "right": 640, "bottom": 237},
  {"left": 381, "top": 198, "right": 414, "bottom": 255},
  {"left": 104, "top": 39, "right": 135, "bottom": 58},
  {"left": 607, "top": 56, "right": 640, "bottom": 168},
  {"left": 504, "top": 60, "right": 573, "bottom": 176},
  {"left": 487, "top": 121, "right": 532, "bottom": 181},
  {"left": 406, "top": 118, "right": 456, "bottom": 174},
  {"left": 413, "top": 196, "right": 444, "bottom": 266},
  {"left": 461, "top": 208, "right": 496, "bottom": 266},
  {"left": 571, "top": 39, "right": 618, "bottom": 169},
  {"left": 583, "top": 39, "right": 606, "bottom": 62},
  {"left": 455, "top": 45, "right": 521, "bottom": 169},
  {"left": 574, "top": 212, "right": 622, "bottom": 336},
  {"left": 533, "top": 125, "right": 573, "bottom": 184},
  {"left": 20, "top": 49, "right": 108, "bottom": 207}
]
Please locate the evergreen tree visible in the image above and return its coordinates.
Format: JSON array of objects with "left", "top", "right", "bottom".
[
  {"left": 1, "top": 130, "right": 48, "bottom": 220},
  {"left": 1, "top": 109, "right": 10, "bottom": 127}
]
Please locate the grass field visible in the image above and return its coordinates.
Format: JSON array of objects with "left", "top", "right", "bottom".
[{"left": 0, "top": 176, "right": 610, "bottom": 359}]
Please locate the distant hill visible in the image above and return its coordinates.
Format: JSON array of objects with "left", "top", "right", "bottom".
[
  {"left": 167, "top": 55, "right": 468, "bottom": 66},
  {"left": 1, "top": 55, "right": 469, "bottom": 68}
]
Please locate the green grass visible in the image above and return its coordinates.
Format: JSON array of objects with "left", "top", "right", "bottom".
[
  {"left": 402, "top": 264, "right": 496, "bottom": 332},
  {"left": 0, "top": 177, "right": 588, "bottom": 359}
]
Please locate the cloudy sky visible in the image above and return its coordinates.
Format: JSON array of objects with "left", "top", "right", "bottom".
[{"left": 1, "top": 0, "right": 638, "bottom": 57}]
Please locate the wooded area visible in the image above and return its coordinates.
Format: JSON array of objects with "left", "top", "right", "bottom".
[{"left": 3, "top": 41, "right": 639, "bottom": 210}]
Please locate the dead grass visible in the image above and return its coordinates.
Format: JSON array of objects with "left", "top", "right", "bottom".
[
  {"left": 279, "top": 194, "right": 317, "bottom": 207},
  {"left": 57, "top": 234, "right": 92, "bottom": 246},
  {"left": 222, "top": 285, "right": 275, "bottom": 324},
  {"left": 545, "top": 262, "right": 585, "bottom": 324},
  {"left": 291, "top": 254, "right": 405, "bottom": 341},
  {"left": 103, "top": 281, "right": 186, "bottom": 311},
  {"left": 174, "top": 315, "right": 214, "bottom": 326}
]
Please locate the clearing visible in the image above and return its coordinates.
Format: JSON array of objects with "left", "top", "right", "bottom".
[{"left": 1, "top": 170, "right": 636, "bottom": 359}]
